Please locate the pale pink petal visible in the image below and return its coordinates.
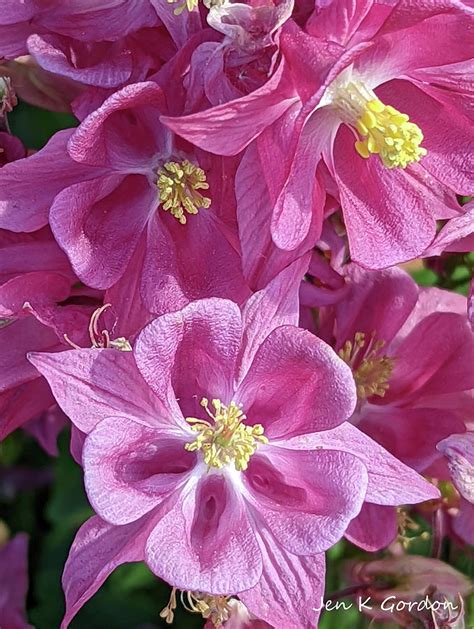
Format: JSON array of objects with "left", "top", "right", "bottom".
[
  {"left": 243, "top": 447, "right": 367, "bottom": 554},
  {"left": 84, "top": 416, "right": 194, "bottom": 525},
  {"left": 437, "top": 433, "right": 474, "bottom": 503},
  {"left": 285, "top": 422, "right": 440, "bottom": 504},
  {"left": 28, "top": 349, "right": 172, "bottom": 434},
  {"left": 145, "top": 476, "right": 262, "bottom": 594},
  {"left": 240, "top": 528, "right": 325, "bottom": 629},
  {"left": 61, "top": 514, "right": 155, "bottom": 629}
]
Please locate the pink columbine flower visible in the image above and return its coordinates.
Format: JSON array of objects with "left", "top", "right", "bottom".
[
  {"left": 0, "top": 82, "right": 249, "bottom": 316},
  {"left": 30, "top": 260, "right": 438, "bottom": 627},
  {"left": 165, "top": 1, "right": 473, "bottom": 268},
  {"left": 0, "top": 533, "right": 33, "bottom": 629},
  {"left": 312, "top": 264, "right": 473, "bottom": 550}
]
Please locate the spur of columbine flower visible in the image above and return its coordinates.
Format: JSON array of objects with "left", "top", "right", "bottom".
[
  {"left": 29, "top": 260, "right": 438, "bottom": 627},
  {"left": 166, "top": 1, "right": 473, "bottom": 268},
  {"left": 0, "top": 81, "right": 249, "bottom": 315}
]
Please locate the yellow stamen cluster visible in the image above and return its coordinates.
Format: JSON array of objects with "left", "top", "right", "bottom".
[
  {"left": 396, "top": 507, "right": 430, "bottom": 549},
  {"left": 157, "top": 160, "right": 210, "bottom": 224},
  {"left": 339, "top": 331, "right": 395, "bottom": 399},
  {"left": 167, "top": 0, "right": 198, "bottom": 15},
  {"left": 161, "top": 588, "right": 231, "bottom": 626},
  {"left": 185, "top": 398, "right": 268, "bottom": 471},
  {"left": 333, "top": 81, "right": 426, "bottom": 169}
]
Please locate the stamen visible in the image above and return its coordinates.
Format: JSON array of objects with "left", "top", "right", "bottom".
[
  {"left": 396, "top": 508, "right": 430, "bottom": 549},
  {"left": 185, "top": 398, "right": 268, "bottom": 471},
  {"left": 332, "top": 81, "right": 427, "bottom": 169},
  {"left": 181, "top": 591, "right": 231, "bottom": 627},
  {"left": 160, "top": 587, "right": 178, "bottom": 624},
  {"left": 339, "top": 331, "right": 395, "bottom": 399},
  {"left": 167, "top": 0, "right": 198, "bottom": 15},
  {"left": 63, "top": 304, "right": 132, "bottom": 351},
  {"left": 157, "top": 159, "right": 210, "bottom": 224}
]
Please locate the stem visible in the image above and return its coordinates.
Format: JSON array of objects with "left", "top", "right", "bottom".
[
  {"left": 326, "top": 584, "right": 370, "bottom": 602},
  {"left": 431, "top": 508, "right": 445, "bottom": 559}
]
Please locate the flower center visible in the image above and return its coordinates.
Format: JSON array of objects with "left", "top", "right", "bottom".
[
  {"left": 185, "top": 398, "right": 268, "bottom": 471},
  {"left": 157, "top": 159, "right": 211, "bottom": 224},
  {"left": 161, "top": 587, "right": 231, "bottom": 626},
  {"left": 339, "top": 331, "right": 395, "bottom": 399},
  {"left": 332, "top": 81, "right": 427, "bottom": 169}
]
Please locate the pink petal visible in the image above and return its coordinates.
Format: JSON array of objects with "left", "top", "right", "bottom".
[
  {"left": 84, "top": 416, "right": 194, "bottom": 525},
  {"left": 135, "top": 299, "right": 242, "bottom": 418},
  {"left": 334, "top": 125, "right": 438, "bottom": 268},
  {"left": 376, "top": 79, "right": 474, "bottom": 196},
  {"left": 331, "top": 265, "right": 419, "bottom": 350},
  {"left": 437, "top": 433, "right": 474, "bottom": 502},
  {"left": 0, "top": 129, "right": 102, "bottom": 232},
  {"left": 141, "top": 210, "right": 249, "bottom": 316},
  {"left": 357, "top": 406, "right": 465, "bottom": 472},
  {"left": 161, "top": 60, "right": 297, "bottom": 156},
  {"left": 28, "top": 349, "right": 171, "bottom": 434},
  {"left": 238, "top": 254, "right": 311, "bottom": 382},
  {"left": 236, "top": 326, "right": 356, "bottom": 439},
  {"left": 28, "top": 34, "right": 133, "bottom": 88},
  {"left": 387, "top": 312, "right": 474, "bottom": 401},
  {"left": 67, "top": 81, "right": 166, "bottom": 168},
  {"left": 345, "top": 503, "right": 397, "bottom": 551},
  {"left": 244, "top": 447, "right": 367, "bottom": 554},
  {"left": 271, "top": 111, "right": 335, "bottom": 251},
  {"left": 285, "top": 422, "right": 441, "bottom": 504},
  {"left": 0, "top": 533, "right": 31, "bottom": 629},
  {"left": 61, "top": 514, "right": 155, "bottom": 628},
  {"left": 240, "top": 528, "right": 325, "bottom": 629},
  {"left": 50, "top": 174, "right": 154, "bottom": 289},
  {"left": 145, "top": 476, "right": 262, "bottom": 594}
]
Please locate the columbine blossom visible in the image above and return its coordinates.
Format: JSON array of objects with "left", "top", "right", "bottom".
[
  {"left": 165, "top": 1, "right": 473, "bottom": 268},
  {"left": 0, "top": 82, "right": 249, "bottom": 316},
  {"left": 30, "top": 261, "right": 438, "bottom": 627}
]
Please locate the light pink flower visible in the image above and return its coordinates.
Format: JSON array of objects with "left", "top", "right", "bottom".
[{"left": 30, "top": 261, "right": 438, "bottom": 627}]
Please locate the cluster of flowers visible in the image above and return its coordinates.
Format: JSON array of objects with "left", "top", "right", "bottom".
[{"left": 0, "top": 0, "right": 473, "bottom": 627}]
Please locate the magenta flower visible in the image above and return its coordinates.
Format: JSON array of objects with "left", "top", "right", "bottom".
[
  {"left": 166, "top": 1, "right": 473, "bottom": 268},
  {"left": 318, "top": 265, "right": 474, "bottom": 474},
  {"left": 0, "top": 533, "right": 32, "bottom": 629},
  {"left": 0, "top": 82, "right": 249, "bottom": 315},
  {"left": 30, "top": 261, "right": 437, "bottom": 626}
]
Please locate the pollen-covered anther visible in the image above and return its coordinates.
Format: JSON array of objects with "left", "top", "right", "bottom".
[
  {"left": 167, "top": 0, "right": 198, "bottom": 15},
  {"left": 157, "top": 159, "right": 210, "bottom": 224},
  {"left": 160, "top": 588, "right": 232, "bottom": 626},
  {"left": 333, "top": 81, "right": 427, "bottom": 169},
  {"left": 339, "top": 331, "right": 395, "bottom": 399},
  {"left": 185, "top": 398, "right": 268, "bottom": 471}
]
